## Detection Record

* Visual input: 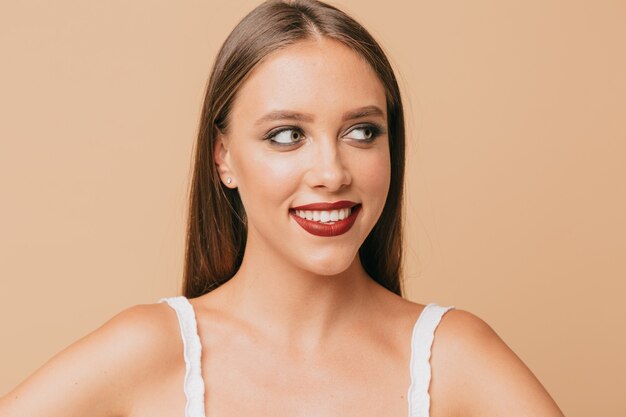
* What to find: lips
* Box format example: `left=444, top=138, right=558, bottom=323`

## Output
left=291, top=200, right=358, bottom=211
left=289, top=203, right=362, bottom=237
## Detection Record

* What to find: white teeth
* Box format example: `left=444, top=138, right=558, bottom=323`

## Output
left=294, top=207, right=353, bottom=223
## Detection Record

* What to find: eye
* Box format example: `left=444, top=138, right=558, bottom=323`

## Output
left=344, top=124, right=383, bottom=142
left=264, top=127, right=305, bottom=146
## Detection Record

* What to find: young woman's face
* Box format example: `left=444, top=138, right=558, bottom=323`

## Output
left=215, top=37, right=391, bottom=276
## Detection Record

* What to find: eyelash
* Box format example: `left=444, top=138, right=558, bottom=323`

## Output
left=263, top=123, right=385, bottom=147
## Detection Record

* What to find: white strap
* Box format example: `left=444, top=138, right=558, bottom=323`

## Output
left=407, top=303, right=455, bottom=417
left=159, top=296, right=206, bottom=417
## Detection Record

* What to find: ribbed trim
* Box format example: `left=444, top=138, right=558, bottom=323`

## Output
left=407, top=303, right=456, bottom=417
left=158, top=296, right=453, bottom=417
left=159, top=296, right=206, bottom=417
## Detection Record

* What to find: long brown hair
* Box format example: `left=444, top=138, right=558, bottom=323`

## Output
left=183, top=0, right=406, bottom=298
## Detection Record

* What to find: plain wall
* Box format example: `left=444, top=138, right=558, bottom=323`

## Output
left=1, top=1, right=624, bottom=415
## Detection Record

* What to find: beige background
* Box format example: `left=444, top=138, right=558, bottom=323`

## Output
left=1, top=0, right=624, bottom=415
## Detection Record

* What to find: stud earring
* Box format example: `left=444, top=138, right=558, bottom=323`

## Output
left=226, top=177, right=232, bottom=185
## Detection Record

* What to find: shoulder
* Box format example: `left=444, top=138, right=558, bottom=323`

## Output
left=428, top=307, right=565, bottom=417
left=97, top=301, right=183, bottom=368
left=0, top=301, right=182, bottom=417
left=89, top=301, right=185, bottom=390
left=71, top=301, right=182, bottom=373
left=108, top=300, right=180, bottom=344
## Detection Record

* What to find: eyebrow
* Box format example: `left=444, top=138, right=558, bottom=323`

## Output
left=254, top=105, right=385, bottom=126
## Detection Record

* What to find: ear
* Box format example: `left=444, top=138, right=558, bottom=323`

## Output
left=213, top=129, right=236, bottom=188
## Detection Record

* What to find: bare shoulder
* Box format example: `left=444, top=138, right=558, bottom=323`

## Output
left=428, top=307, right=566, bottom=417
left=0, top=301, right=181, bottom=417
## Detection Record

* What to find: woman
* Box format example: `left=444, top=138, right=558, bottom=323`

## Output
left=0, top=1, right=565, bottom=416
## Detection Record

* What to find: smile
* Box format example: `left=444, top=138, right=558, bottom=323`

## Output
left=293, top=207, right=353, bottom=223
left=289, top=203, right=362, bottom=237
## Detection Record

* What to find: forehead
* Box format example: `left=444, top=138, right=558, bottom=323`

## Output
left=230, top=37, right=387, bottom=123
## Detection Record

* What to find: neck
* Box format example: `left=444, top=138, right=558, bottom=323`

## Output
left=214, top=233, right=377, bottom=353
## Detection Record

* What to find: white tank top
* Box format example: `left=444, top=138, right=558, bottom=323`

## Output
left=159, top=296, right=455, bottom=417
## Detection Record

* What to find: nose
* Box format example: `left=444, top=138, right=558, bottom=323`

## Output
left=304, top=136, right=352, bottom=192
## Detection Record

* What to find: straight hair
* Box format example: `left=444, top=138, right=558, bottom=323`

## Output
left=183, top=0, right=406, bottom=298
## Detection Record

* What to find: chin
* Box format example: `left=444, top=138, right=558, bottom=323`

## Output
left=299, top=253, right=356, bottom=277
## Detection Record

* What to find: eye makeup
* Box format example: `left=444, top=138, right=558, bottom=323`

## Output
left=344, top=123, right=386, bottom=142
left=262, top=122, right=386, bottom=147
left=263, top=126, right=306, bottom=146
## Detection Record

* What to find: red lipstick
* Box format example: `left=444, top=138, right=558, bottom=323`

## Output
left=289, top=203, right=361, bottom=237
left=291, top=200, right=358, bottom=211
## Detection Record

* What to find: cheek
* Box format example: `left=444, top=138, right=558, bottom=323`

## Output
left=232, top=150, right=301, bottom=210
left=351, top=149, right=391, bottom=201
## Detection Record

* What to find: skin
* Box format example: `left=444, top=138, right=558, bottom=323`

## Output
left=211, top=36, right=392, bottom=353
left=0, top=37, right=566, bottom=417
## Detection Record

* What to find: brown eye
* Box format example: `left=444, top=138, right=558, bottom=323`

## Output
left=345, top=124, right=381, bottom=142
left=266, top=127, right=305, bottom=146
